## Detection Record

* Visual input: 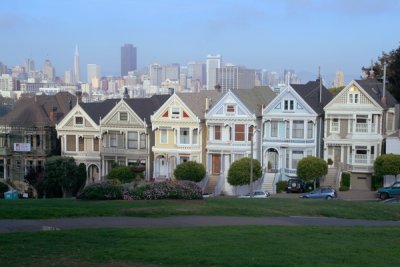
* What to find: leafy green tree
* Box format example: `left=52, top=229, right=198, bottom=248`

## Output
left=174, top=161, right=206, bottom=182
left=228, top=157, right=262, bottom=186
left=107, top=165, right=135, bottom=183
left=43, top=156, right=86, bottom=198
left=362, top=45, right=400, bottom=101
left=297, top=157, right=328, bottom=187
left=374, top=154, right=400, bottom=178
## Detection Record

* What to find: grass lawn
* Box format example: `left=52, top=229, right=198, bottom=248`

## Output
left=0, top=197, right=399, bottom=220
left=1, top=225, right=399, bottom=266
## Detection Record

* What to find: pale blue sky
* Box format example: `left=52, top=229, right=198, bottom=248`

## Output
left=1, top=0, right=399, bottom=82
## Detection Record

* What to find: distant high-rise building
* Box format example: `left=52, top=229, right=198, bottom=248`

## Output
left=73, top=45, right=80, bottom=83
left=284, top=69, right=300, bottom=85
left=64, top=70, right=73, bottom=84
left=0, top=62, right=7, bottom=75
left=206, top=54, right=221, bottom=90
left=216, top=64, right=256, bottom=92
left=87, top=64, right=101, bottom=88
left=149, top=63, right=162, bottom=86
left=24, top=58, right=35, bottom=73
left=334, top=71, right=345, bottom=88
left=188, top=61, right=206, bottom=86
left=121, top=44, right=137, bottom=76
left=162, top=63, right=180, bottom=81
left=43, top=59, right=55, bottom=81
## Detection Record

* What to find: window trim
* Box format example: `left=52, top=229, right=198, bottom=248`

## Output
left=119, top=112, right=128, bottom=121
left=75, top=116, right=84, bottom=126
left=283, top=100, right=295, bottom=111
left=160, top=129, right=168, bottom=144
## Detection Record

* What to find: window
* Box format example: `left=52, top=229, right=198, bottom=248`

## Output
left=235, top=124, right=245, bottom=141
left=214, top=126, right=221, bottom=140
left=78, top=137, right=84, bottom=151
left=349, top=93, right=359, bottom=104
left=292, top=151, right=304, bottom=169
left=192, top=129, right=198, bottom=144
left=371, top=146, right=375, bottom=155
left=36, top=135, right=40, bottom=147
left=75, top=116, right=83, bottom=125
left=66, top=135, right=76, bottom=151
left=248, top=126, right=254, bottom=141
left=271, top=121, right=278, bottom=137
left=286, top=121, right=290, bottom=138
left=128, top=132, right=138, bottom=149
left=160, top=129, right=168, bottom=144
left=356, top=115, right=367, bottom=123
left=110, top=134, right=117, bottom=147
left=292, top=120, right=304, bottom=139
left=140, top=134, right=146, bottom=149
left=331, top=118, right=339, bottom=132
left=284, top=100, right=294, bottom=111
left=171, top=107, right=180, bottom=119
left=93, top=137, right=99, bottom=151
left=180, top=128, right=190, bottom=144
left=119, top=112, right=128, bottom=121
left=226, top=104, right=235, bottom=114
left=307, top=121, right=313, bottom=139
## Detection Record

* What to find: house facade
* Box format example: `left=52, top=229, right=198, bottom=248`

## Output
left=323, top=79, right=398, bottom=190
left=262, top=80, right=332, bottom=190
left=151, top=91, right=221, bottom=180
left=205, top=87, right=276, bottom=195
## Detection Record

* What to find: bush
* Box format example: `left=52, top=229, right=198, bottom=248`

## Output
left=77, top=182, right=123, bottom=200
left=174, top=161, right=206, bottom=182
left=124, top=180, right=203, bottom=200
left=107, top=166, right=135, bottom=183
left=0, top=182, right=9, bottom=198
left=327, top=158, right=333, bottom=165
left=339, top=186, right=349, bottom=191
left=341, top=172, right=350, bottom=188
left=276, top=181, right=287, bottom=193
left=228, top=158, right=262, bottom=186
left=371, top=175, right=383, bottom=191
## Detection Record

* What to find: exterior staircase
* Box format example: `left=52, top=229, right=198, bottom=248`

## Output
left=321, top=167, right=338, bottom=189
left=262, top=172, right=277, bottom=194
left=204, top=175, right=219, bottom=195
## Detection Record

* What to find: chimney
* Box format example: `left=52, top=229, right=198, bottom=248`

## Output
left=49, top=106, right=58, bottom=122
left=214, top=84, right=222, bottom=92
left=205, top=97, right=210, bottom=111
left=168, top=88, right=174, bottom=95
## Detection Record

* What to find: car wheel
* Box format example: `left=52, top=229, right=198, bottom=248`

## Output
left=326, top=196, right=333, bottom=200
left=380, top=192, right=389, bottom=200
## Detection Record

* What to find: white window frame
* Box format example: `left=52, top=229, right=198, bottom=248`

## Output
left=74, top=116, right=84, bottom=126
left=171, top=107, right=180, bottom=119
left=179, top=127, right=190, bottom=145
left=271, top=121, right=278, bottom=138
left=349, top=93, right=359, bottom=104
left=110, top=134, right=117, bottom=147
left=283, top=100, right=294, bottom=111
left=226, top=104, right=235, bottom=115
left=140, top=133, right=146, bottom=149
left=331, top=118, right=339, bottom=133
left=307, top=121, right=313, bottom=139
left=160, top=129, right=168, bottom=144
left=292, top=120, right=304, bottom=139
left=127, top=131, right=138, bottom=149
left=192, top=129, right=198, bottom=145
left=119, top=112, right=128, bottom=121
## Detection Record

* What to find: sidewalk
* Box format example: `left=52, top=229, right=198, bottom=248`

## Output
left=271, top=189, right=378, bottom=201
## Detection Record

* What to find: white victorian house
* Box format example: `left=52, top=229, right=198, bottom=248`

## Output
left=205, top=87, right=276, bottom=195
left=262, top=80, right=333, bottom=191
left=323, top=79, right=398, bottom=190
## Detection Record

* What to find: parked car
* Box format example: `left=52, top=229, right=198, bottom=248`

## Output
left=239, top=190, right=270, bottom=198
left=286, top=178, right=305, bottom=193
left=377, top=182, right=400, bottom=200
left=300, top=187, right=337, bottom=199
left=381, top=198, right=400, bottom=204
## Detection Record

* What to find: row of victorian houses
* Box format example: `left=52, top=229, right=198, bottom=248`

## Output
left=0, top=78, right=398, bottom=194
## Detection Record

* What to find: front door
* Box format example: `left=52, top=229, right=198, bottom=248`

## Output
left=159, top=157, right=167, bottom=177
left=334, top=147, right=341, bottom=167
left=212, top=154, right=221, bottom=175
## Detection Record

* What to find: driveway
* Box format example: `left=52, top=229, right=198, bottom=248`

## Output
left=1, top=216, right=399, bottom=233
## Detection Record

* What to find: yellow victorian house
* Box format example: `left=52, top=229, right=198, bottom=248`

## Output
left=151, top=91, right=221, bottom=180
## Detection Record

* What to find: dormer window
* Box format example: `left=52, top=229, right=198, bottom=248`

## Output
left=171, top=107, right=180, bottom=119
left=119, top=112, right=128, bottom=121
left=283, top=100, right=294, bottom=111
left=226, top=104, right=235, bottom=114
left=75, top=116, right=83, bottom=125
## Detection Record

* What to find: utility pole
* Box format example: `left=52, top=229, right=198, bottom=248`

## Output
left=250, top=128, right=254, bottom=198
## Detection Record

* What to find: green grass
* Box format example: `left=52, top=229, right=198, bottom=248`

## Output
left=1, top=197, right=400, bottom=220
left=1, top=226, right=399, bottom=266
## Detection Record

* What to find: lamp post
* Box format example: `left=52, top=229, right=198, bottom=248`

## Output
left=249, top=127, right=260, bottom=198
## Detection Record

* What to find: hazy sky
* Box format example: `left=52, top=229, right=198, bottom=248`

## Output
left=1, top=0, right=399, bottom=82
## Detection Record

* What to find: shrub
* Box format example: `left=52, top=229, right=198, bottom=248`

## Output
left=341, top=172, right=351, bottom=188
left=228, top=158, right=262, bottom=186
left=327, top=158, right=333, bottom=165
left=371, top=175, right=383, bottom=191
left=77, top=182, right=123, bottom=200
left=339, top=186, right=349, bottom=191
left=174, top=161, right=206, bottom=182
left=297, top=156, right=328, bottom=183
left=124, top=180, right=203, bottom=200
left=107, top=166, right=135, bottom=183
left=276, top=180, right=287, bottom=193
left=0, top=182, right=9, bottom=198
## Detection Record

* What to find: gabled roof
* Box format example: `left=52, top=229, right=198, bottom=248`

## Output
left=176, top=90, right=222, bottom=119
left=79, top=99, right=117, bottom=124
left=124, top=94, right=171, bottom=122
left=291, top=79, right=333, bottom=115
left=355, top=79, right=398, bottom=108
left=0, top=92, right=76, bottom=127
left=231, top=86, right=276, bottom=116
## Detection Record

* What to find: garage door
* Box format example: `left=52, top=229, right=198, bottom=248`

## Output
left=350, top=173, right=371, bottom=190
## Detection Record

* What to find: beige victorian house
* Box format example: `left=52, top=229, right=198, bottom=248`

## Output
left=151, top=91, right=220, bottom=180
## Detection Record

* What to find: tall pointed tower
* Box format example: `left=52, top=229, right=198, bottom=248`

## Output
left=74, top=45, right=80, bottom=84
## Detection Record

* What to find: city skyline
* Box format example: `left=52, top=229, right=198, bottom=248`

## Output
left=1, top=0, right=399, bottom=81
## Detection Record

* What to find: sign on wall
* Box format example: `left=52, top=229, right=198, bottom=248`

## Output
left=14, top=143, right=31, bottom=152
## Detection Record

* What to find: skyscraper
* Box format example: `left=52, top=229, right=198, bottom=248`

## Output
left=121, top=44, right=137, bottom=76
left=87, top=64, right=101, bottom=89
left=43, top=59, right=55, bottom=81
left=206, top=54, right=221, bottom=90
left=216, top=64, right=256, bottom=92
left=334, top=71, right=345, bottom=87
left=73, top=45, right=80, bottom=84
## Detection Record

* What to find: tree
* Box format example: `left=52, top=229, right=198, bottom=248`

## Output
left=174, top=161, right=206, bottom=182
left=297, top=156, right=328, bottom=187
left=362, top=45, right=400, bottom=102
left=107, top=165, right=136, bottom=183
left=228, top=157, right=262, bottom=186
left=43, top=156, right=87, bottom=198
left=374, top=154, right=400, bottom=178
left=24, top=166, right=45, bottom=197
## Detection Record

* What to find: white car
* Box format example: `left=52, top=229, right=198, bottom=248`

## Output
left=238, top=190, right=270, bottom=198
